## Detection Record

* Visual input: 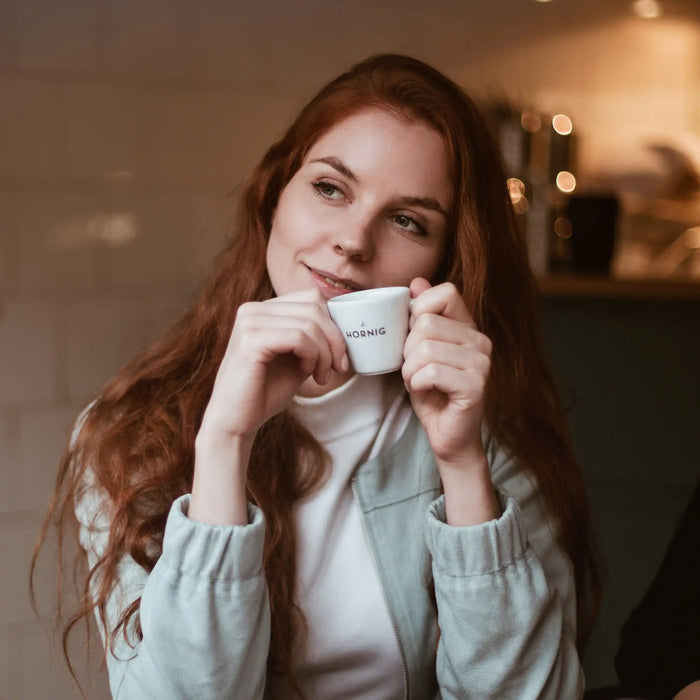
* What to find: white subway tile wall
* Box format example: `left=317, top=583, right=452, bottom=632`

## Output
left=0, top=0, right=698, bottom=696
left=0, top=80, right=62, bottom=179
left=0, top=636, right=10, bottom=700
left=0, top=412, right=18, bottom=514
left=14, top=193, right=104, bottom=295
left=17, top=407, right=77, bottom=512
left=0, top=194, right=20, bottom=296
left=13, top=0, right=100, bottom=73
left=106, top=0, right=191, bottom=79
left=0, top=302, right=59, bottom=404
left=17, top=630, right=86, bottom=700
left=0, top=528, right=43, bottom=628
left=58, top=84, right=145, bottom=180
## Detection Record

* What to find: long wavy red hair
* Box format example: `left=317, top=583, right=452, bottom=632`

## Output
left=32, top=54, right=602, bottom=695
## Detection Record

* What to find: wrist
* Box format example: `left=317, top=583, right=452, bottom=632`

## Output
left=437, top=450, right=501, bottom=527
left=190, top=426, right=254, bottom=526
left=435, top=441, right=488, bottom=474
left=196, top=419, right=256, bottom=459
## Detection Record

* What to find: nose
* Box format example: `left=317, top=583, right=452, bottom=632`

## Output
left=332, top=215, right=375, bottom=262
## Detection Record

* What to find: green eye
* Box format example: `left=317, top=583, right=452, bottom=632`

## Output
left=393, top=214, right=427, bottom=237
left=313, top=181, right=342, bottom=199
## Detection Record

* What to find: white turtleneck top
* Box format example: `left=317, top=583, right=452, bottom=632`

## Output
left=283, top=373, right=413, bottom=699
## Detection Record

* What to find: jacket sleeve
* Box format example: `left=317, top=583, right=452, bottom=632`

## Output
left=424, top=444, right=584, bottom=700
left=75, top=484, right=270, bottom=700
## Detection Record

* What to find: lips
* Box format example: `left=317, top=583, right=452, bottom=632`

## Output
left=305, top=265, right=365, bottom=298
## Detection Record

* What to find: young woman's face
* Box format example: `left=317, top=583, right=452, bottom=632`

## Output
left=266, top=108, right=453, bottom=299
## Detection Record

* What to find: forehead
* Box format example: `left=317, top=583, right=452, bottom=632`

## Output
left=304, top=108, right=453, bottom=203
left=307, top=107, right=444, bottom=158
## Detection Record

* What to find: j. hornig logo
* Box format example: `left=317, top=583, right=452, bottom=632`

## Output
left=345, top=321, right=387, bottom=338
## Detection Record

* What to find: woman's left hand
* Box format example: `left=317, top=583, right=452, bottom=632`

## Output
left=402, top=278, right=492, bottom=474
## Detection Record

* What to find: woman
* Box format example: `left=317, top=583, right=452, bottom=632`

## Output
left=33, top=54, right=602, bottom=699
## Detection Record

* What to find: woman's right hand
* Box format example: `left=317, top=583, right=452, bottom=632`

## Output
left=191, top=288, right=347, bottom=525
left=199, top=287, right=348, bottom=443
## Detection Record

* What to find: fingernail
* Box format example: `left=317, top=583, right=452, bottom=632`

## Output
left=341, top=354, right=349, bottom=372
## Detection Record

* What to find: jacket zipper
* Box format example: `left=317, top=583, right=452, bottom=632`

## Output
left=351, top=478, right=409, bottom=700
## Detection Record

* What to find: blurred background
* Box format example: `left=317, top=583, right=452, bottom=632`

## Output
left=1, top=0, right=698, bottom=697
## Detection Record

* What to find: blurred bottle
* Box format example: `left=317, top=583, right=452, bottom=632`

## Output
left=489, top=102, right=580, bottom=277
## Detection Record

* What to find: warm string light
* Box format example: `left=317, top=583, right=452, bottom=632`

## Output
left=503, top=110, right=577, bottom=212
left=552, top=114, right=573, bottom=135
left=685, top=227, right=700, bottom=249
left=535, top=0, right=663, bottom=18
left=556, top=171, right=577, bottom=193
left=554, top=217, right=573, bottom=239
left=521, top=112, right=542, bottom=133
left=632, top=0, right=663, bottom=19
left=507, top=178, right=530, bottom=214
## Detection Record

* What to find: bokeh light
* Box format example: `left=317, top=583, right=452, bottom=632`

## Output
left=552, top=114, right=573, bottom=135
left=556, top=171, right=577, bottom=193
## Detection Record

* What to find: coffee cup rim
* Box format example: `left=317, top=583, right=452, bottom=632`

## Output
left=326, top=286, right=409, bottom=305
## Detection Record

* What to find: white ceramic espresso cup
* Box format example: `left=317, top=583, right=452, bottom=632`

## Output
left=327, top=286, right=410, bottom=375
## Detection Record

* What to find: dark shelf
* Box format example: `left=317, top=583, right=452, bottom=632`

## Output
left=536, top=275, right=700, bottom=301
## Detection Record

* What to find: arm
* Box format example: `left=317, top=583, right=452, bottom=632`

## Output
left=404, top=280, right=582, bottom=697
left=189, top=289, right=348, bottom=526
left=75, top=479, right=270, bottom=700
left=425, top=445, right=583, bottom=699
left=74, top=288, right=347, bottom=698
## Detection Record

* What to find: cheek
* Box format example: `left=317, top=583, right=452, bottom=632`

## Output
left=265, top=229, right=278, bottom=272
left=375, top=248, right=436, bottom=288
left=265, top=203, right=297, bottom=281
left=270, top=190, right=321, bottom=250
left=400, top=246, right=445, bottom=282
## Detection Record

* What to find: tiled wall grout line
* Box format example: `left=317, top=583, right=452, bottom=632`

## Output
left=0, top=175, right=237, bottom=196
left=54, top=306, right=72, bottom=405
left=0, top=509, right=45, bottom=529
left=0, top=0, right=18, bottom=70
left=7, top=628, right=23, bottom=700
left=0, top=63, right=288, bottom=97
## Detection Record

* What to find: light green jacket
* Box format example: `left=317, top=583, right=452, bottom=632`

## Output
left=77, top=413, right=584, bottom=699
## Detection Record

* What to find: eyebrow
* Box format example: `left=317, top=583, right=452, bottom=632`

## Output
left=309, top=156, right=359, bottom=182
left=309, top=156, right=448, bottom=218
left=397, top=195, right=448, bottom=218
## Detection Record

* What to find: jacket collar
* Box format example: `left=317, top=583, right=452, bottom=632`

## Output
left=353, top=411, right=441, bottom=511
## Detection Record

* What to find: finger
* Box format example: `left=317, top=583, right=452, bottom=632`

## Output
left=242, top=299, right=348, bottom=374
left=244, top=325, right=328, bottom=381
left=402, top=341, right=490, bottom=387
left=404, top=314, right=492, bottom=358
left=407, top=362, right=487, bottom=404
left=270, top=298, right=348, bottom=372
left=410, top=282, right=474, bottom=326
left=235, top=313, right=334, bottom=383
